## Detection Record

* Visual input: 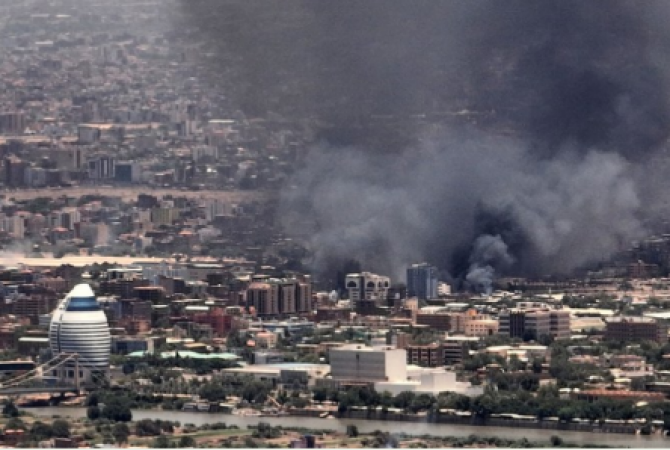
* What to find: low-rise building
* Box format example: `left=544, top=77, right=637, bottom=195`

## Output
left=406, top=343, right=443, bottom=367
left=605, top=316, right=668, bottom=343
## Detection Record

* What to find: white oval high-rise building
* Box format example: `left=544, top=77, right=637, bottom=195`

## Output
left=49, top=284, right=110, bottom=382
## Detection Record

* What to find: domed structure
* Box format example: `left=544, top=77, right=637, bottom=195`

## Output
left=49, top=284, right=110, bottom=382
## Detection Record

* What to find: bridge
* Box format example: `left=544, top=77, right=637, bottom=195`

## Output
left=0, top=386, right=79, bottom=396
left=0, top=353, right=99, bottom=397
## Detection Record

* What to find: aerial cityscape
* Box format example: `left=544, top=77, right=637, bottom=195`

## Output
left=0, top=0, right=670, bottom=448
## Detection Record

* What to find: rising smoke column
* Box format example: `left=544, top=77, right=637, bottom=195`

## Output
left=466, top=235, right=515, bottom=296
left=178, top=1, right=670, bottom=289
left=284, top=129, right=646, bottom=284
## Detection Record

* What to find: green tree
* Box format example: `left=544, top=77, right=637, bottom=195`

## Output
left=51, top=419, right=70, bottom=438
left=29, top=421, right=53, bottom=441
left=508, top=354, right=524, bottom=372
left=472, top=394, right=498, bottom=419
left=86, top=392, right=99, bottom=406
left=558, top=406, right=576, bottom=423
left=136, top=419, right=162, bottom=436
left=409, top=394, right=434, bottom=413
left=179, top=435, right=196, bottom=447
left=5, top=417, right=26, bottom=431
left=2, top=400, right=18, bottom=418
left=550, top=435, right=564, bottom=446
left=152, top=435, right=171, bottom=448
left=198, top=383, right=227, bottom=402
left=380, top=391, right=394, bottom=408
left=311, top=387, right=328, bottom=402
left=393, top=391, right=416, bottom=410
left=113, top=423, right=130, bottom=445
left=87, top=405, right=101, bottom=420
left=102, top=397, right=133, bottom=422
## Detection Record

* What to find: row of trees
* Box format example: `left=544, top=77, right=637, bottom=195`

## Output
left=151, top=435, right=195, bottom=448
left=122, top=354, right=241, bottom=375
left=116, top=371, right=275, bottom=405
left=86, top=394, right=133, bottom=422
left=197, top=376, right=273, bottom=404
left=311, top=384, right=670, bottom=427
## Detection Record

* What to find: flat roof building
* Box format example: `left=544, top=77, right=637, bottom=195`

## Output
left=330, top=344, right=406, bottom=383
left=604, top=317, right=668, bottom=343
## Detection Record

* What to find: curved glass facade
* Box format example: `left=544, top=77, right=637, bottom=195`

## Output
left=49, top=284, right=111, bottom=374
left=65, top=296, right=100, bottom=312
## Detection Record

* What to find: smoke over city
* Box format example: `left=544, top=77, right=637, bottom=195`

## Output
left=179, top=1, right=670, bottom=289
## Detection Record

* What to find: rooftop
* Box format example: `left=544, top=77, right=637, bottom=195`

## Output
left=127, top=351, right=240, bottom=360
left=606, top=316, right=658, bottom=323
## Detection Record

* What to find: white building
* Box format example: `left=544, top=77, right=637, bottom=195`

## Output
left=376, top=367, right=483, bottom=397
left=437, top=282, right=451, bottom=296
left=345, top=272, right=390, bottom=306
left=330, top=344, right=406, bottom=382
left=329, top=344, right=481, bottom=397
left=140, top=262, right=189, bottom=285
left=222, top=363, right=329, bottom=388
left=48, top=284, right=111, bottom=383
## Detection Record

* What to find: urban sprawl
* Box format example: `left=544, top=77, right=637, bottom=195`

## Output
left=0, top=1, right=668, bottom=449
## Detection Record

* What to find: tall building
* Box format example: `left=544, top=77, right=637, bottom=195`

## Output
left=295, top=282, right=313, bottom=313
left=345, top=272, right=390, bottom=308
left=604, top=317, right=668, bottom=343
left=4, top=157, right=28, bottom=188
left=151, top=207, right=181, bottom=226
left=87, top=156, right=115, bottom=180
left=246, top=279, right=312, bottom=317
left=0, top=112, right=26, bottom=134
left=48, top=284, right=111, bottom=383
left=114, top=161, right=142, bottom=183
left=549, top=310, right=571, bottom=340
left=406, top=263, right=438, bottom=300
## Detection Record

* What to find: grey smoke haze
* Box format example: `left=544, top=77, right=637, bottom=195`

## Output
left=466, top=235, right=515, bottom=295
left=179, top=1, right=670, bottom=289
left=285, top=131, right=646, bottom=283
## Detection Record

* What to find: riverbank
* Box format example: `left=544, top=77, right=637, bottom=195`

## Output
left=288, top=407, right=656, bottom=435
left=0, top=411, right=621, bottom=449
left=28, top=406, right=670, bottom=448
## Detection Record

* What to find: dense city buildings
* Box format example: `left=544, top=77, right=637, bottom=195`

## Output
left=1, top=1, right=670, bottom=446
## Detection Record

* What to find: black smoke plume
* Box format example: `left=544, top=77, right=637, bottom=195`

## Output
left=178, top=1, right=670, bottom=290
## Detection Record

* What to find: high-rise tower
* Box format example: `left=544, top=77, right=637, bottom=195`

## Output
left=406, top=263, right=438, bottom=300
left=49, top=284, right=110, bottom=383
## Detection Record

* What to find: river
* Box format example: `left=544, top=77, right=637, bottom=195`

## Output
left=28, top=407, right=668, bottom=448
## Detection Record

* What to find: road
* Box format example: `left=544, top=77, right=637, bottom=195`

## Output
left=0, top=187, right=269, bottom=202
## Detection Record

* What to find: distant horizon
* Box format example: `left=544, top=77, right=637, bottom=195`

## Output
left=0, top=254, right=246, bottom=268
